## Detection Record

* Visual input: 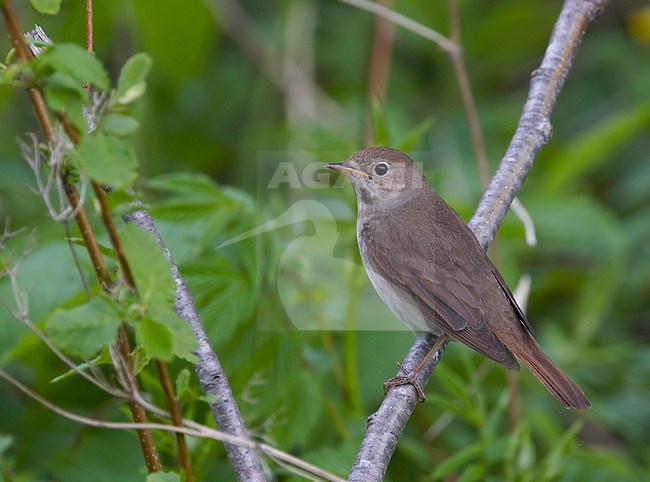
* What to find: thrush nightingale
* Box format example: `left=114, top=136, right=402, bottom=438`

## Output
left=326, top=147, right=590, bottom=410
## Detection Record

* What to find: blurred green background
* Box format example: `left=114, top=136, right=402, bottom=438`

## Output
left=1, top=0, right=649, bottom=480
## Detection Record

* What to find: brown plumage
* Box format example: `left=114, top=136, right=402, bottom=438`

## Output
left=327, top=147, right=590, bottom=410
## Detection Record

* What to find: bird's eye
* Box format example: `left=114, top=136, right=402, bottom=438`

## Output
left=374, top=162, right=389, bottom=176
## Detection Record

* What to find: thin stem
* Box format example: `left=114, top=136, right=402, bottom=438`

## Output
left=343, top=262, right=363, bottom=415
left=446, top=0, right=490, bottom=188
left=338, top=0, right=458, bottom=55
left=1, top=3, right=162, bottom=471
left=124, top=208, right=267, bottom=481
left=118, top=326, right=163, bottom=472
left=0, top=369, right=346, bottom=482
left=86, top=0, right=93, bottom=54
left=364, top=0, right=394, bottom=145
left=155, top=360, right=193, bottom=482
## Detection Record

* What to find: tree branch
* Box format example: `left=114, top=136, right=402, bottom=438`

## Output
left=469, top=0, right=609, bottom=249
left=123, top=208, right=268, bottom=482
left=348, top=1, right=608, bottom=479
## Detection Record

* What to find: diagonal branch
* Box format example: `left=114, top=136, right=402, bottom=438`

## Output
left=123, top=208, right=268, bottom=482
left=348, top=1, right=608, bottom=480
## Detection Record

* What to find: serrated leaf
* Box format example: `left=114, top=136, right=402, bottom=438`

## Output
left=44, top=85, right=87, bottom=132
left=101, top=113, right=140, bottom=136
left=45, top=295, right=123, bottom=359
left=183, top=255, right=255, bottom=345
left=120, top=224, right=175, bottom=308
left=76, top=134, right=138, bottom=188
left=136, top=316, right=174, bottom=361
left=147, top=172, right=224, bottom=198
left=116, top=53, right=153, bottom=104
left=29, top=0, right=61, bottom=14
left=148, top=173, right=232, bottom=222
left=158, top=310, right=198, bottom=362
left=175, top=368, right=192, bottom=399
left=38, top=43, right=109, bottom=90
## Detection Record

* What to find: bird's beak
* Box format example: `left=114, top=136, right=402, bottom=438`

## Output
left=325, top=162, right=370, bottom=179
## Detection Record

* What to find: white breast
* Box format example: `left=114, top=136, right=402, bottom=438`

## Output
left=358, top=235, right=436, bottom=334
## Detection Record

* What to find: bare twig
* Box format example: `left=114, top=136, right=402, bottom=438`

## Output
left=1, top=264, right=124, bottom=397
left=85, top=0, right=93, bottom=54
left=0, top=369, right=345, bottom=482
left=156, top=360, right=194, bottom=482
left=469, top=0, right=608, bottom=248
left=338, top=0, right=458, bottom=55
left=123, top=208, right=268, bottom=482
left=348, top=1, right=608, bottom=479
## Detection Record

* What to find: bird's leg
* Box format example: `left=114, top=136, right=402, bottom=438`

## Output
left=383, top=334, right=449, bottom=402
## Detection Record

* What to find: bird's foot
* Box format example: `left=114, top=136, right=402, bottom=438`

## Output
left=383, top=363, right=426, bottom=402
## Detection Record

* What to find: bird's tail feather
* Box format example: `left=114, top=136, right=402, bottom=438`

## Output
left=512, top=342, right=590, bottom=410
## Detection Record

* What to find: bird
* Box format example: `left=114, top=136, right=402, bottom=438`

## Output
left=326, top=146, right=590, bottom=410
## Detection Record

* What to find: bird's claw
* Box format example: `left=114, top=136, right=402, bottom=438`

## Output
left=383, top=362, right=426, bottom=402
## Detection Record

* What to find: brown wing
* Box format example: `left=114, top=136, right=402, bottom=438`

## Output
left=488, top=260, right=536, bottom=338
left=361, top=219, right=517, bottom=368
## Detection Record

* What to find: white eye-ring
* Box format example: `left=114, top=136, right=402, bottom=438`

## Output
left=374, top=162, right=389, bottom=176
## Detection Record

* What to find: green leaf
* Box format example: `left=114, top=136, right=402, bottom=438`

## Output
left=29, top=0, right=61, bottom=14
left=136, top=316, right=174, bottom=361
left=183, top=255, right=255, bottom=345
left=397, top=117, right=435, bottom=152
left=67, top=237, right=115, bottom=258
left=542, top=101, right=650, bottom=195
left=101, top=113, right=140, bottom=136
left=175, top=368, right=193, bottom=399
left=121, top=224, right=197, bottom=361
left=38, top=43, right=109, bottom=91
left=370, top=99, right=390, bottom=145
left=116, top=53, right=153, bottom=104
left=120, top=224, right=175, bottom=308
left=537, top=420, right=584, bottom=480
left=76, top=134, right=138, bottom=188
left=43, top=81, right=88, bottom=132
left=146, top=472, right=181, bottom=482
left=45, top=295, right=123, bottom=359
left=157, top=309, right=198, bottom=362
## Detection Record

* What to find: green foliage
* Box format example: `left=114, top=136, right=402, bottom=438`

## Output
left=0, top=1, right=649, bottom=481
left=76, top=134, right=138, bottom=188
left=36, top=43, right=109, bottom=91
left=146, top=472, right=181, bottom=482
left=28, top=0, right=61, bottom=15
left=116, top=53, right=153, bottom=105
left=45, top=294, right=123, bottom=359
left=121, top=223, right=198, bottom=362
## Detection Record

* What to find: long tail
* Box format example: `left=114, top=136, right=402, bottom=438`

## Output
left=511, top=341, right=590, bottom=410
